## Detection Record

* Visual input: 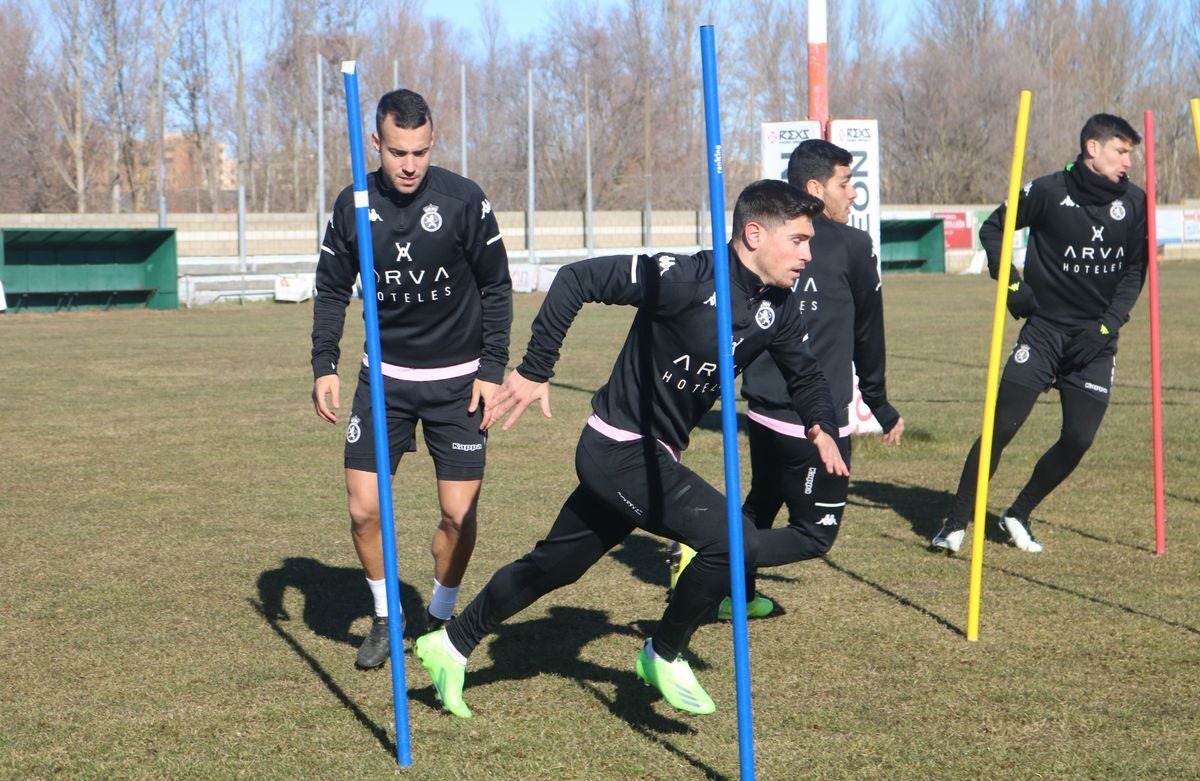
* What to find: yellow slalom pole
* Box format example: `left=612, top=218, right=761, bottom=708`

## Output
left=966, top=90, right=1032, bottom=642
left=1191, top=98, right=1200, bottom=163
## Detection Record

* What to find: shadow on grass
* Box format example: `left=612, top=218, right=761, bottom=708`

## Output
left=1034, top=516, right=1156, bottom=554
left=448, top=605, right=732, bottom=781
left=255, top=556, right=427, bottom=645
left=821, top=556, right=967, bottom=638
left=849, top=479, right=1010, bottom=546
left=250, top=558, right=434, bottom=760
left=248, top=598, right=396, bottom=758
left=995, top=567, right=1200, bottom=637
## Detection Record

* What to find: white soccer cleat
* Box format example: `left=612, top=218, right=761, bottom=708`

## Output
left=930, top=524, right=965, bottom=554
left=1001, top=516, right=1043, bottom=553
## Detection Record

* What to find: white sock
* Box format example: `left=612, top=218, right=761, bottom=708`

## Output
left=428, top=579, right=459, bottom=621
left=442, top=629, right=468, bottom=665
left=367, top=576, right=388, bottom=618
left=644, top=638, right=662, bottom=661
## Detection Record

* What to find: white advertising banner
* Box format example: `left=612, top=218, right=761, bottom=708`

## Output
left=828, top=119, right=882, bottom=256
left=760, top=121, right=824, bottom=181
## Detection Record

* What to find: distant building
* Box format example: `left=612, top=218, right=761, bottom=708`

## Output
left=163, top=132, right=238, bottom=193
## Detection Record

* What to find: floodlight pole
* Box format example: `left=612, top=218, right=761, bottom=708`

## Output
left=317, top=52, right=326, bottom=250
left=340, top=60, right=413, bottom=769
left=700, top=24, right=756, bottom=781
left=1144, top=110, right=1165, bottom=555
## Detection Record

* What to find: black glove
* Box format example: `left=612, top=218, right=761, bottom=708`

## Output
left=1061, top=322, right=1115, bottom=371
left=1006, top=279, right=1039, bottom=320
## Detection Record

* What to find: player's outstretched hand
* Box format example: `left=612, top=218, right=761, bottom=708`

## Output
left=482, top=369, right=552, bottom=431
left=808, top=425, right=850, bottom=476
left=882, top=416, right=905, bottom=446
left=313, top=374, right=340, bottom=424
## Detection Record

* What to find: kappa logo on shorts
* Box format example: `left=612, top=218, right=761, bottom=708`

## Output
left=754, top=300, right=775, bottom=329
left=1014, top=343, right=1031, bottom=364
left=816, top=514, right=838, bottom=526
left=1084, top=381, right=1109, bottom=395
left=451, top=442, right=483, bottom=452
left=346, top=414, right=362, bottom=444
left=420, top=203, right=443, bottom=232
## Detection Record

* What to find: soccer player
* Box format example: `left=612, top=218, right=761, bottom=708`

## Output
left=413, top=180, right=847, bottom=719
left=931, top=113, right=1147, bottom=555
left=706, top=139, right=904, bottom=619
left=310, top=89, right=512, bottom=669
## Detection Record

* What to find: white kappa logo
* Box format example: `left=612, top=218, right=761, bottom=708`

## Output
left=368, top=208, right=382, bottom=222
left=754, top=301, right=775, bottom=329
left=816, top=514, right=838, bottom=526
left=481, top=198, right=492, bottom=220
left=1109, top=200, right=1126, bottom=221
left=657, top=256, right=676, bottom=276
left=346, top=415, right=362, bottom=444
left=1014, top=344, right=1031, bottom=364
left=420, top=203, right=442, bottom=232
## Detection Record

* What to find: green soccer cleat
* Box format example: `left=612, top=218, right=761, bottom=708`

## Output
left=667, top=542, right=697, bottom=600
left=635, top=643, right=716, bottom=715
left=717, top=594, right=778, bottom=621
left=414, top=629, right=473, bottom=719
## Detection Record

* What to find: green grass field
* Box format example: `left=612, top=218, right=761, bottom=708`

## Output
left=2, top=265, right=1197, bottom=780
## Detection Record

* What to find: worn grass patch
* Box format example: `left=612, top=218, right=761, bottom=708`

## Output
left=1, top=266, right=1197, bottom=780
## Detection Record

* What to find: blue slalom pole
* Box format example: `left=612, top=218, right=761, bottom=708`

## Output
left=340, top=60, right=413, bottom=769
left=700, top=25, right=755, bottom=781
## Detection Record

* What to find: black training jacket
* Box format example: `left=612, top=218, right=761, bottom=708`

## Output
left=311, top=166, right=512, bottom=382
left=980, top=168, right=1147, bottom=333
left=741, top=215, right=898, bottom=432
left=515, top=247, right=837, bottom=453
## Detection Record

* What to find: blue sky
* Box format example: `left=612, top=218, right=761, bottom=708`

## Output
left=428, top=0, right=919, bottom=53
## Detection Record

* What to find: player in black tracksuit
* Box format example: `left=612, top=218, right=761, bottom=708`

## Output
left=735, top=140, right=903, bottom=614
left=413, top=180, right=847, bottom=719
left=931, top=114, right=1147, bottom=554
left=310, top=89, right=511, bottom=669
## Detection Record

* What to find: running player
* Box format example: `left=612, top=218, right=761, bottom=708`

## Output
left=413, top=180, right=847, bottom=718
left=931, top=113, right=1147, bottom=554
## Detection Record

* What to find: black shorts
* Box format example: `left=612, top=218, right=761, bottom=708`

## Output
left=1001, top=317, right=1117, bottom=404
left=344, top=366, right=486, bottom=480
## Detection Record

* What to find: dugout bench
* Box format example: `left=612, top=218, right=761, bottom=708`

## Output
left=879, top=218, right=945, bottom=273
left=0, top=228, right=178, bottom=312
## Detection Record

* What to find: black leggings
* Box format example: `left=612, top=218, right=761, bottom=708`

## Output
left=948, top=380, right=1109, bottom=526
left=742, top=422, right=851, bottom=592
left=447, top=426, right=757, bottom=662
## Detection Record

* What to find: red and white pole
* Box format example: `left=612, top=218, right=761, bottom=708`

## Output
left=807, top=0, right=829, bottom=131
left=1144, top=110, right=1165, bottom=555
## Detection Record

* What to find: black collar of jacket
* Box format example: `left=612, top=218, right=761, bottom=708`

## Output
left=372, top=167, right=433, bottom=205
left=1065, top=154, right=1128, bottom=206
left=728, top=242, right=786, bottom=308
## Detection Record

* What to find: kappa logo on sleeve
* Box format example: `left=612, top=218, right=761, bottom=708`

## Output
left=657, top=255, right=677, bottom=276
left=481, top=198, right=492, bottom=220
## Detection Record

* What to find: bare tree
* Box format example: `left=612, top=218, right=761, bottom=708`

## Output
left=43, top=0, right=101, bottom=212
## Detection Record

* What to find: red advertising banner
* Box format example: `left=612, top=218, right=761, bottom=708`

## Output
left=932, top=210, right=973, bottom=250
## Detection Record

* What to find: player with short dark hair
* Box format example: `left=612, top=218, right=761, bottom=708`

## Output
left=931, top=113, right=1147, bottom=554
left=668, top=138, right=903, bottom=616
left=310, top=88, right=512, bottom=669
left=413, top=179, right=847, bottom=719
